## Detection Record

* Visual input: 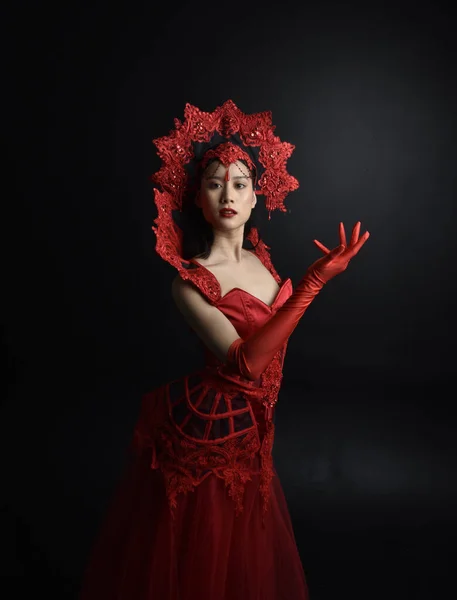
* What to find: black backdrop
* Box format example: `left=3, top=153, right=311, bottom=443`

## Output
left=3, top=1, right=457, bottom=598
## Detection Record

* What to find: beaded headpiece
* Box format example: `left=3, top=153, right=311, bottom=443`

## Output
left=149, top=100, right=299, bottom=270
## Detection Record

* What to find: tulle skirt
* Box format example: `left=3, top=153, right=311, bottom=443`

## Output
left=79, top=452, right=309, bottom=600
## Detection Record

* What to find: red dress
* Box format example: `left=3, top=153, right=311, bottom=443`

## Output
left=79, top=245, right=309, bottom=600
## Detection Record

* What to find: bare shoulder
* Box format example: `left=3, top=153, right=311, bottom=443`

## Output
left=171, top=272, right=217, bottom=317
left=171, top=272, right=196, bottom=302
left=171, top=273, right=212, bottom=327
left=171, top=271, right=186, bottom=289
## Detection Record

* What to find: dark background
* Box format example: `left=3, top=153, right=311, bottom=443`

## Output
left=3, top=0, right=456, bottom=598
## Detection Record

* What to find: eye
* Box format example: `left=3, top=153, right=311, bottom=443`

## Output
left=235, top=183, right=246, bottom=189
left=208, top=182, right=221, bottom=189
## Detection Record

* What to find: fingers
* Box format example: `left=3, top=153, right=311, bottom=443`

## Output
left=349, top=221, right=361, bottom=247
left=339, top=222, right=347, bottom=247
left=345, top=230, right=370, bottom=259
left=315, top=221, right=369, bottom=258
left=330, top=244, right=346, bottom=257
left=313, top=239, right=331, bottom=254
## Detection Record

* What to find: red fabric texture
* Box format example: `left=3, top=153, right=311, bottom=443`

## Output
left=226, top=267, right=325, bottom=381
left=79, top=247, right=309, bottom=600
left=200, top=141, right=255, bottom=172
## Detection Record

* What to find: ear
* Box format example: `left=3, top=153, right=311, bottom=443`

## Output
left=251, top=191, right=257, bottom=208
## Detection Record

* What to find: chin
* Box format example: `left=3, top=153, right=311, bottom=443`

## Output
left=217, top=218, right=245, bottom=228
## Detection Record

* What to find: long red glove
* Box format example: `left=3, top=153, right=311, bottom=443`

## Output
left=226, top=222, right=370, bottom=380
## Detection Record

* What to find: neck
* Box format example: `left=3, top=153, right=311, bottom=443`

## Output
left=209, top=228, right=246, bottom=263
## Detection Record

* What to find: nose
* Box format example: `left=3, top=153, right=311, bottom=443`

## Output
left=221, top=186, right=234, bottom=204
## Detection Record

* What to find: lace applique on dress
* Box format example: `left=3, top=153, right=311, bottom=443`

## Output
left=152, top=190, right=221, bottom=304
left=133, top=374, right=272, bottom=519
left=245, top=228, right=282, bottom=286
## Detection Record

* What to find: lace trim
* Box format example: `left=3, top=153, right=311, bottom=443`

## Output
left=200, top=142, right=255, bottom=172
left=133, top=421, right=263, bottom=518
left=132, top=376, right=277, bottom=522
left=246, top=227, right=282, bottom=285
left=259, top=352, right=285, bottom=421
left=259, top=420, right=276, bottom=521
left=171, top=226, right=283, bottom=305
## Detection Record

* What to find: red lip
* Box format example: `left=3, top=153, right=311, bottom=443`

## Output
left=219, top=209, right=237, bottom=215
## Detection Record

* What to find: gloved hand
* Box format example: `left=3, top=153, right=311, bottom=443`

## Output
left=226, top=222, right=370, bottom=380
left=308, top=221, right=370, bottom=283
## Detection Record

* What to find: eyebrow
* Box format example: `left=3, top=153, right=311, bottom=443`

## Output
left=205, top=175, right=249, bottom=181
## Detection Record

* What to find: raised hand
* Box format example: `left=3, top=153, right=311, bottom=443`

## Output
left=227, top=222, right=370, bottom=381
left=307, top=221, right=370, bottom=284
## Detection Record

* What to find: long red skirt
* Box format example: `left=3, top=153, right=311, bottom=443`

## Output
left=79, top=452, right=309, bottom=599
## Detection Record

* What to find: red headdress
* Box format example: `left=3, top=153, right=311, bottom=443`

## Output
left=150, top=100, right=299, bottom=277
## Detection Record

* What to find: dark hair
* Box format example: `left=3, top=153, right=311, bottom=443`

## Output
left=179, top=158, right=260, bottom=260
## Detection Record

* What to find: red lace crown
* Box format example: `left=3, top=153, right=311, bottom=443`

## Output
left=149, top=100, right=299, bottom=268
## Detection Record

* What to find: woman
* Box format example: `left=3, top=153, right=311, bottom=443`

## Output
left=79, top=100, right=369, bottom=599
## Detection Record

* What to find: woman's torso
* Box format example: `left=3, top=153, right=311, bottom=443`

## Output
left=191, top=249, right=281, bottom=307
left=133, top=246, right=293, bottom=518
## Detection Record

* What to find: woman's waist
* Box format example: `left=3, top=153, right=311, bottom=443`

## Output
left=200, top=363, right=284, bottom=395
left=199, top=365, right=265, bottom=398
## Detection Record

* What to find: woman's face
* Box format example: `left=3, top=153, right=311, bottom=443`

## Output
left=196, top=160, right=256, bottom=229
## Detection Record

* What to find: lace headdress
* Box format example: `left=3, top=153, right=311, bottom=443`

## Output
left=149, top=100, right=299, bottom=271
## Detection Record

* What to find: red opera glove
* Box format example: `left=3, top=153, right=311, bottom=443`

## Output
left=226, top=222, right=370, bottom=380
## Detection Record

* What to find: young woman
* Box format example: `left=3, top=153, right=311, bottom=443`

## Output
left=79, top=100, right=369, bottom=600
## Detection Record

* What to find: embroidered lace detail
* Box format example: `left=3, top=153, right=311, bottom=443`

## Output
left=259, top=420, right=276, bottom=523
left=245, top=227, right=282, bottom=285
left=132, top=373, right=280, bottom=520
left=178, top=262, right=221, bottom=305
left=153, top=220, right=285, bottom=310
left=151, top=191, right=221, bottom=304
left=134, top=415, right=261, bottom=518
left=201, top=142, right=255, bottom=172
left=159, top=424, right=260, bottom=517
left=259, top=352, right=284, bottom=421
